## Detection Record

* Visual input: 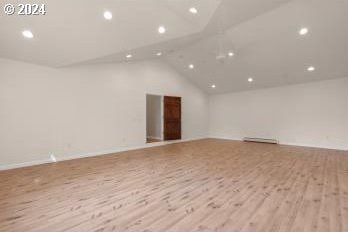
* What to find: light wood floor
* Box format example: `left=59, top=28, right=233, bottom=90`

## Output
left=146, top=138, right=162, bottom=143
left=0, top=139, right=348, bottom=232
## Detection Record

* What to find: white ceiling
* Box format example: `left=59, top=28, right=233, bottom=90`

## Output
left=1, top=0, right=348, bottom=94
left=167, top=0, right=348, bottom=93
left=0, top=0, right=222, bottom=66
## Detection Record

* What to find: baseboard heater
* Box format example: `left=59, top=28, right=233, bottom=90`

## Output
left=243, top=137, right=279, bottom=144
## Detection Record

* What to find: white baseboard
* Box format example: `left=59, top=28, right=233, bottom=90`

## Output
left=0, top=137, right=207, bottom=171
left=209, top=136, right=243, bottom=142
left=209, top=136, right=348, bottom=151
left=146, top=136, right=162, bottom=140
left=0, top=158, right=52, bottom=171
left=280, top=142, right=347, bottom=151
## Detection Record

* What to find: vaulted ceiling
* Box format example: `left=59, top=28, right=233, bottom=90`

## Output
left=0, top=0, right=222, bottom=66
left=1, top=0, right=347, bottom=94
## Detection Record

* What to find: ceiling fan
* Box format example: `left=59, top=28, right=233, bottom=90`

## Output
left=209, top=31, right=235, bottom=64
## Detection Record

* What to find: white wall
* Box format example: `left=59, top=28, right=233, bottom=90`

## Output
left=0, top=58, right=209, bottom=167
left=209, top=78, right=348, bottom=150
left=146, top=95, right=162, bottom=140
left=1, top=57, right=347, bottom=169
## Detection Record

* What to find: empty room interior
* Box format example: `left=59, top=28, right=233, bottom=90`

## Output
left=1, top=0, right=348, bottom=231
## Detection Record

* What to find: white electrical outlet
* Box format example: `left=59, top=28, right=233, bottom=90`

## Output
left=50, top=154, right=57, bottom=162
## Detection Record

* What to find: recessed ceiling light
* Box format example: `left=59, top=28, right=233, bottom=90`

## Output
left=158, top=26, right=166, bottom=34
left=299, top=27, right=308, bottom=35
left=156, top=52, right=162, bottom=56
left=211, top=84, right=216, bottom=89
left=189, top=64, right=194, bottom=69
left=22, top=30, right=34, bottom=39
left=248, top=77, right=254, bottom=82
left=307, top=66, right=315, bottom=72
left=228, top=52, right=234, bottom=57
left=103, top=11, right=113, bottom=20
left=126, top=54, right=132, bottom=59
left=189, top=7, right=198, bottom=14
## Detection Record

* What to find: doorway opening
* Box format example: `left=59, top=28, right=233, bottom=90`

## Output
left=146, top=94, right=181, bottom=143
left=146, top=94, right=163, bottom=143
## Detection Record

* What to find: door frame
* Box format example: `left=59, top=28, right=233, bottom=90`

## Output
left=145, top=94, right=164, bottom=142
left=145, top=94, right=182, bottom=143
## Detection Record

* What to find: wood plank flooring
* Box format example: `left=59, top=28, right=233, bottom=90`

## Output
left=146, top=138, right=162, bottom=143
left=0, top=139, right=347, bottom=232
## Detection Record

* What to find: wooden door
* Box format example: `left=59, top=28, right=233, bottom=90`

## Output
left=164, top=96, right=181, bottom=140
